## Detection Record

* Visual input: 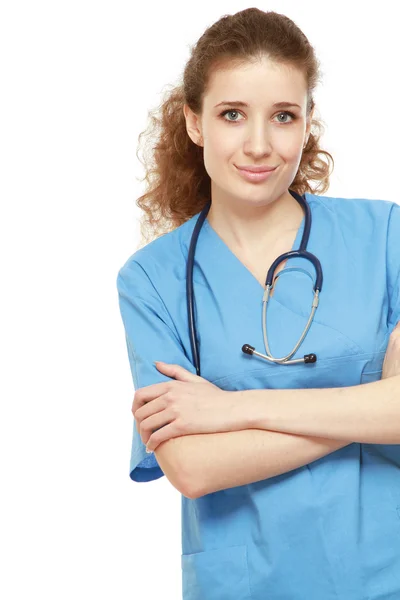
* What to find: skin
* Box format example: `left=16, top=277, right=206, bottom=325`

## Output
left=183, top=56, right=315, bottom=254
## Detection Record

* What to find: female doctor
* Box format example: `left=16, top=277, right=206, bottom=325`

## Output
left=116, top=8, right=400, bottom=600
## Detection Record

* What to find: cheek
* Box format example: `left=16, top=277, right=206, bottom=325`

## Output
left=205, top=131, right=235, bottom=157
left=274, top=135, right=303, bottom=159
left=202, top=137, right=235, bottom=174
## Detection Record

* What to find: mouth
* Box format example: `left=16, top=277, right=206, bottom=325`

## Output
left=235, top=165, right=277, bottom=173
left=235, top=165, right=277, bottom=182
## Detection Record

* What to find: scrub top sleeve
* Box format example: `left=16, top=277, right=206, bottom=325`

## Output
left=387, top=202, right=400, bottom=330
left=116, top=259, right=196, bottom=483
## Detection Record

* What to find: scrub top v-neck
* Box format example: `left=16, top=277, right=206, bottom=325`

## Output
left=202, top=201, right=307, bottom=307
left=116, top=192, right=400, bottom=600
left=202, top=206, right=306, bottom=299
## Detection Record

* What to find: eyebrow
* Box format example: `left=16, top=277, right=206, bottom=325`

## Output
left=214, top=101, right=301, bottom=109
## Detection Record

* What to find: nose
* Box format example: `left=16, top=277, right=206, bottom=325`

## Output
left=244, top=122, right=273, bottom=156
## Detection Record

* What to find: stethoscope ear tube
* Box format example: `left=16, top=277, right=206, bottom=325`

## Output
left=186, top=200, right=212, bottom=376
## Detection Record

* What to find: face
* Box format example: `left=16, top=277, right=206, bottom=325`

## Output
left=184, top=57, right=313, bottom=210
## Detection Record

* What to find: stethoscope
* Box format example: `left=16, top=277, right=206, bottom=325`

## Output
left=186, top=189, right=323, bottom=376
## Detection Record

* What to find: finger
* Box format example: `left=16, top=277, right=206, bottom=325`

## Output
left=132, top=381, right=171, bottom=414
left=135, top=395, right=166, bottom=426
left=155, top=361, right=204, bottom=383
left=139, top=405, right=173, bottom=446
left=145, top=422, right=181, bottom=453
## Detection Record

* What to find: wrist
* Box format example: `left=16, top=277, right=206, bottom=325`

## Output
left=234, top=389, right=269, bottom=430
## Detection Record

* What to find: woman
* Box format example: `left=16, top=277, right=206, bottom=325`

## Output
left=116, top=8, right=400, bottom=599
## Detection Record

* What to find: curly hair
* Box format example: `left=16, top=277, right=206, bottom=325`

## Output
left=134, top=8, right=334, bottom=248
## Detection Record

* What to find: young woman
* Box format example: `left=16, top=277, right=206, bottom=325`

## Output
left=117, top=8, right=400, bottom=599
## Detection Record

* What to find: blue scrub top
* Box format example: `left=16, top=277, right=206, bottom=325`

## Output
left=117, top=192, right=400, bottom=600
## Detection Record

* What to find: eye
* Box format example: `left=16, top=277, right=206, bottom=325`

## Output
left=219, top=109, right=297, bottom=124
left=219, top=109, right=244, bottom=122
left=275, top=111, right=296, bottom=123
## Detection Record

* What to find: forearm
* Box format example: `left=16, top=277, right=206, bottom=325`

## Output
left=184, top=428, right=349, bottom=499
left=241, top=375, right=400, bottom=444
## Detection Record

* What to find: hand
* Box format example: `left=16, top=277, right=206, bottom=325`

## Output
left=382, top=322, right=400, bottom=379
left=132, top=362, right=244, bottom=452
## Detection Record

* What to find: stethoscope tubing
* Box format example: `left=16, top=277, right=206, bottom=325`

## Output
left=186, top=190, right=323, bottom=376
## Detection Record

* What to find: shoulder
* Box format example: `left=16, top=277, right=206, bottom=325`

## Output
left=312, top=191, right=395, bottom=217
left=116, top=213, right=200, bottom=293
left=308, top=191, right=397, bottom=235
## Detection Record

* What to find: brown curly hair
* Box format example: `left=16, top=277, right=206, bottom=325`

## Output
left=134, top=8, right=334, bottom=248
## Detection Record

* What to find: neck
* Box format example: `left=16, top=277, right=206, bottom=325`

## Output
left=206, top=189, right=304, bottom=254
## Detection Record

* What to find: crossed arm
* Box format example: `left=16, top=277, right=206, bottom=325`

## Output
left=177, top=375, right=400, bottom=499
left=178, top=428, right=349, bottom=499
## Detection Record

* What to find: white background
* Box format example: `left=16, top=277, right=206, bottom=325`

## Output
left=1, top=1, right=398, bottom=598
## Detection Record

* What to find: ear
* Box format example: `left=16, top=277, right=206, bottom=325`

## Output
left=183, top=104, right=203, bottom=147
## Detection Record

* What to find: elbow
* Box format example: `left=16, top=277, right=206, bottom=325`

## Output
left=182, top=467, right=207, bottom=499
left=153, top=442, right=199, bottom=499
left=154, top=435, right=207, bottom=500
left=171, top=461, right=197, bottom=498
left=177, top=456, right=204, bottom=500
left=181, top=482, right=201, bottom=500
left=182, top=483, right=198, bottom=500
left=179, top=463, right=201, bottom=500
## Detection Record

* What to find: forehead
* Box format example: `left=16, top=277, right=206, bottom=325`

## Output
left=204, top=59, right=306, bottom=107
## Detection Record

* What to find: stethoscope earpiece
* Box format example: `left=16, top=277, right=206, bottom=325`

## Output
left=242, top=344, right=255, bottom=355
left=242, top=344, right=317, bottom=364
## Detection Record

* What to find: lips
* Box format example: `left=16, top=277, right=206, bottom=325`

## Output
left=236, top=165, right=277, bottom=182
left=235, top=165, right=277, bottom=173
